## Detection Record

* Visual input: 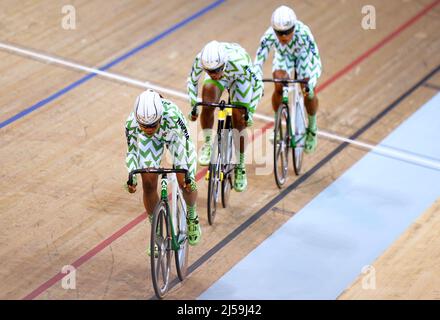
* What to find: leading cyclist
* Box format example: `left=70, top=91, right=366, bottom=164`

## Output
left=125, top=89, right=202, bottom=246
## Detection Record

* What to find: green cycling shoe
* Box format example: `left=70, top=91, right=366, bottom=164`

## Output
left=234, top=165, right=247, bottom=192
left=198, top=142, right=211, bottom=166
left=304, top=127, right=318, bottom=154
left=187, top=217, right=202, bottom=246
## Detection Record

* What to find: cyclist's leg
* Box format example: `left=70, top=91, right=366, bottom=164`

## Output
left=138, top=136, right=165, bottom=256
left=141, top=173, right=159, bottom=219
left=138, top=135, right=165, bottom=218
left=143, top=172, right=160, bottom=257
left=230, top=79, right=256, bottom=192
left=176, top=173, right=197, bottom=209
left=297, top=55, right=322, bottom=153
left=272, top=70, right=289, bottom=113
left=172, top=139, right=198, bottom=218
left=272, top=51, right=294, bottom=113
left=171, top=137, right=201, bottom=245
left=231, top=108, right=248, bottom=192
left=198, top=77, right=225, bottom=166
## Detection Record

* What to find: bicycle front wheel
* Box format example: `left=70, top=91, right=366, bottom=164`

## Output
left=207, top=154, right=221, bottom=225
left=292, top=99, right=306, bottom=175
left=150, top=200, right=171, bottom=299
left=221, top=120, right=234, bottom=208
left=273, top=104, right=290, bottom=188
left=174, top=194, right=189, bottom=281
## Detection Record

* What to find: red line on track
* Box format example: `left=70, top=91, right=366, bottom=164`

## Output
left=23, top=0, right=440, bottom=300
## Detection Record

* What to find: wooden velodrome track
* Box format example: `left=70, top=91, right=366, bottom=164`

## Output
left=0, top=0, right=439, bottom=300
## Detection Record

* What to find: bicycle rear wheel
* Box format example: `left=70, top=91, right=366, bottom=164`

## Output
left=174, top=194, right=189, bottom=281
left=221, top=119, right=234, bottom=208
left=273, top=104, right=290, bottom=188
left=150, top=201, right=171, bottom=299
left=207, top=153, right=221, bottom=225
left=292, top=98, right=306, bottom=175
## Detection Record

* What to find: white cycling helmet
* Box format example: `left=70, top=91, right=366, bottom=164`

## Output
left=134, top=89, right=163, bottom=126
left=271, top=5, right=297, bottom=32
left=200, top=40, right=227, bottom=72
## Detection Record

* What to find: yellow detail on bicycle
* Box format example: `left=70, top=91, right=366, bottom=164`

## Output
left=217, top=107, right=232, bottom=121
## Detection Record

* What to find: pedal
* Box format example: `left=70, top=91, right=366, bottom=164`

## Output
left=205, top=170, right=210, bottom=181
left=220, top=172, right=224, bottom=181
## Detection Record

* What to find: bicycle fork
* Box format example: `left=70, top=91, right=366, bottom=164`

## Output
left=283, top=85, right=306, bottom=149
left=157, top=175, right=178, bottom=252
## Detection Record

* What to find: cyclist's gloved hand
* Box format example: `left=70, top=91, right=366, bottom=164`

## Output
left=125, top=175, right=137, bottom=193
left=188, top=109, right=198, bottom=122
left=188, top=101, right=199, bottom=122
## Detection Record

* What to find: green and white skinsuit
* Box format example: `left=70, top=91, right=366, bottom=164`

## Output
left=255, top=21, right=322, bottom=152
left=187, top=42, right=263, bottom=192
left=125, top=99, right=201, bottom=245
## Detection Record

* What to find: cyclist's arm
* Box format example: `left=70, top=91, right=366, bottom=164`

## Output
left=167, top=107, right=196, bottom=189
left=298, top=23, right=320, bottom=59
left=125, top=112, right=139, bottom=174
left=254, top=28, right=275, bottom=77
left=187, top=54, right=204, bottom=107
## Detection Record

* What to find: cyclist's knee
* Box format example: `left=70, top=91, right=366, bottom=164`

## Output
left=177, top=173, right=197, bottom=193
left=202, top=83, right=222, bottom=103
left=273, top=70, right=288, bottom=94
left=273, top=69, right=289, bottom=79
left=274, top=83, right=284, bottom=95
left=232, top=109, right=247, bottom=129
left=201, top=105, right=216, bottom=117
left=141, top=174, right=158, bottom=193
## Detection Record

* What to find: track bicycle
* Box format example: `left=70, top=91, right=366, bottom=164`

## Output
left=128, top=168, right=190, bottom=299
left=191, top=100, right=248, bottom=225
left=262, top=78, right=309, bottom=188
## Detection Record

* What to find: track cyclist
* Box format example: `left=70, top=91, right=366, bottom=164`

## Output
left=187, top=40, right=263, bottom=192
left=125, top=89, right=202, bottom=247
left=255, top=5, right=322, bottom=153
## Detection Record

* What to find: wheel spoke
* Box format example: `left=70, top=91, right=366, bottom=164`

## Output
left=160, top=256, right=168, bottom=285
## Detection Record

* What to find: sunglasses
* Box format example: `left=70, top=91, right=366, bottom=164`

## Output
left=205, top=64, right=225, bottom=74
left=138, top=118, right=161, bottom=129
left=274, top=26, right=294, bottom=37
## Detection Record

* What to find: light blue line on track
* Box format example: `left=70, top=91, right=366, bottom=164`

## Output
left=0, top=0, right=225, bottom=129
left=199, top=93, right=440, bottom=300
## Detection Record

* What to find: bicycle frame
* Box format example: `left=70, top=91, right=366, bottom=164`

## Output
left=166, top=172, right=187, bottom=251
left=192, top=101, right=248, bottom=178
left=283, top=84, right=307, bottom=149
left=263, top=78, right=309, bottom=183
left=128, top=168, right=188, bottom=251
left=215, top=106, right=233, bottom=181
left=263, top=78, right=308, bottom=148
left=192, top=100, right=248, bottom=224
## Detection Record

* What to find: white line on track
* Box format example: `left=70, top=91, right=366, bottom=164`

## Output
left=254, top=112, right=440, bottom=170
left=0, top=42, right=188, bottom=99
left=2, top=42, right=439, bottom=171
